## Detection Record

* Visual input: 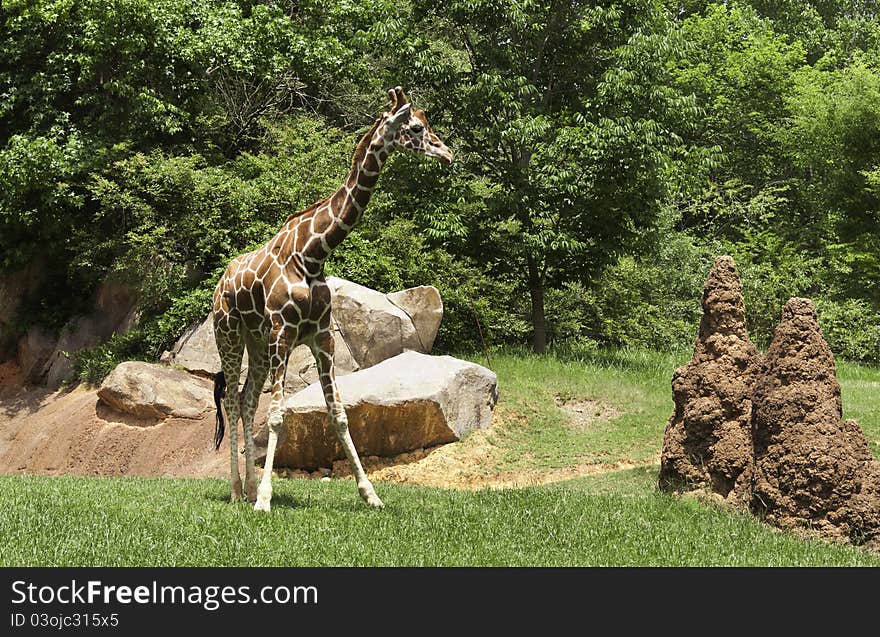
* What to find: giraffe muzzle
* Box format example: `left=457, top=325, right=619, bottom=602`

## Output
left=435, top=145, right=454, bottom=165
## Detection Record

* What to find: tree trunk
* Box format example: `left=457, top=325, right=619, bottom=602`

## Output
left=527, top=255, right=547, bottom=354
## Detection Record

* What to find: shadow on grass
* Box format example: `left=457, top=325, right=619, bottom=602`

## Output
left=201, top=488, right=377, bottom=514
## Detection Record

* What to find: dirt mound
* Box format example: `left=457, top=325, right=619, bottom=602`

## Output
left=659, top=256, right=760, bottom=503
left=751, top=298, right=880, bottom=547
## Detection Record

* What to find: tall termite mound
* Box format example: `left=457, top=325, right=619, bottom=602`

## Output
left=659, top=256, right=760, bottom=503
left=751, top=298, right=880, bottom=547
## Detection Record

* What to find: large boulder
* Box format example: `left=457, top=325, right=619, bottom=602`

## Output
left=659, top=256, right=760, bottom=504
left=386, top=285, right=443, bottom=352
left=283, top=315, right=359, bottom=392
left=97, top=361, right=214, bottom=420
left=274, top=351, right=498, bottom=469
left=329, top=278, right=421, bottom=367
left=751, top=298, right=880, bottom=547
left=163, top=314, right=356, bottom=393
left=163, top=317, right=221, bottom=377
left=164, top=277, right=443, bottom=391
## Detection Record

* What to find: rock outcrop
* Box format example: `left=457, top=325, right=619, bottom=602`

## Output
left=659, top=256, right=760, bottom=504
left=751, top=298, right=880, bottom=547
left=97, top=361, right=214, bottom=421
left=16, top=325, right=57, bottom=384
left=273, top=351, right=498, bottom=469
left=0, top=260, right=45, bottom=361
left=387, top=286, right=443, bottom=352
left=164, top=277, right=443, bottom=392
left=41, top=279, right=137, bottom=388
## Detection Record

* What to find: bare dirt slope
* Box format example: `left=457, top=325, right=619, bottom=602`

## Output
left=0, top=361, right=232, bottom=478
left=0, top=360, right=644, bottom=488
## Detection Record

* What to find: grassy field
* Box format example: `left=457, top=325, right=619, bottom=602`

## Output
left=468, top=347, right=880, bottom=470
left=1, top=347, right=878, bottom=566
left=475, top=348, right=688, bottom=472
left=2, top=469, right=878, bottom=566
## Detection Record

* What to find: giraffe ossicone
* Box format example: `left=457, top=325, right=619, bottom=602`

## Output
left=211, top=86, right=453, bottom=512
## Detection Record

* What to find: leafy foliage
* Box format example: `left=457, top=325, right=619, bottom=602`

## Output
left=2, top=0, right=880, bottom=374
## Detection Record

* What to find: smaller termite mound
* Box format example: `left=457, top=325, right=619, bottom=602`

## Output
left=751, top=298, right=880, bottom=548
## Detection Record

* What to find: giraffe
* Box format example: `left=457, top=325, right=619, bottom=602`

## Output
left=211, top=86, right=453, bottom=512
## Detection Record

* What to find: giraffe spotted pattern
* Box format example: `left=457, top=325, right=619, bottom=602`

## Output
left=212, top=87, right=453, bottom=511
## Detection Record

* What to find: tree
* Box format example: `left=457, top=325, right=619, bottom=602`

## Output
left=377, top=0, right=706, bottom=351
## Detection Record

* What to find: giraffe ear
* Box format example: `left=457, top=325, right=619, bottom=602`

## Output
left=386, top=103, right=411, bottom=131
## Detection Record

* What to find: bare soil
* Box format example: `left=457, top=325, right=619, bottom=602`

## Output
left=0, top=363, right=641, bottom=489
left=554, top=396, right=621, bottom=431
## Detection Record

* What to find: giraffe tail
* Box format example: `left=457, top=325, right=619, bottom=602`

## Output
left=213, top=371, right=227, bottom=450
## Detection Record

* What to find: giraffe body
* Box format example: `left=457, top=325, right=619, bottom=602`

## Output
left=212, top=87, right=452, bottom=511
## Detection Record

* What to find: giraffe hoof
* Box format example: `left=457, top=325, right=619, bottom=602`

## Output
left=364, top=493, right=384, bottom=509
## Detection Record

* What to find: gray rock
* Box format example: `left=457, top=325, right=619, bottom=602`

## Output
left=43, top=315, right=112, bottom=388
left=0, top=259, right=46, bottom=361
left=275, top=351, right=498, bottom=469
left=165, top=278, right=442, bottom=391
left=327, top=277, right=422, bottom=368
left=41, top=279, right=137, bottom=388
left=97, top=361, right=214, bottom=420
left=165, top=317, right=221, bottom=377
left=387, top=285, right=443, bottom=352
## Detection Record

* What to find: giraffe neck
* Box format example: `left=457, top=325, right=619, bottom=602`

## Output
left=299, top=122, right=392, bottom=267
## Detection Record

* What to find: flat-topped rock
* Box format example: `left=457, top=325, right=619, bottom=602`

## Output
left=274, top=351, right=498, bottom=469
left=97, top=361, right=214, bottom=421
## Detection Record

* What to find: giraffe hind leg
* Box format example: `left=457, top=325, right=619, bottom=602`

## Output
left=216, top=324, right=246, bottom=503
left=241, top=332, right=269, bottom=503
left=254, top=321, right=292, bottom=513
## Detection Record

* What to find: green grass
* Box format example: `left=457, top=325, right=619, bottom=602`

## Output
left=463, top=347, right=880, bottom=472
left=1, top=471, right=877, bottom=566
left=462, top=347, right=688, bottom=472
left=2, top=346, right=877, bottom=566
left=839, top=360, right=880, bottom=458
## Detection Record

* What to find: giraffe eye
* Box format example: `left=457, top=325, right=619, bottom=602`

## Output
left=410, top=123, right=424, bottom=134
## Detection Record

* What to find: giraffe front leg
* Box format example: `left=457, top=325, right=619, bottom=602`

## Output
left=254, top=323, right=289, bottom=513
left=311, top=332, right=383, bottom=508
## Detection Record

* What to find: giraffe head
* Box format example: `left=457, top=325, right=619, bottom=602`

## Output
left=381, top=86, right=454, bottom=165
